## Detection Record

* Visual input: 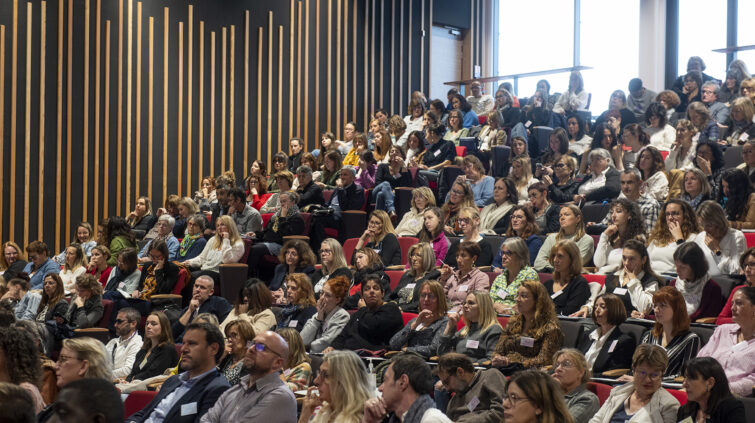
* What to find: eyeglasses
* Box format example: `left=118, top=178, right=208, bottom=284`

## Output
left=502, top=393, right=531, bottom=405
left=553, top=360, right=575, bottom=369
left=634, top=369, right=662, bottom=380
left=57, top=355, right=80, bottom=365
left=246, top=341, right=282, bottom=357
left=458, top=218, right=471, bottom=225
left=743, top=261, right=755, bottom=269
left=114, top=319, right=127, bottom=325
left=500, top=250, right=514, bottom=257
left=320, top=249, right=333, bottom=254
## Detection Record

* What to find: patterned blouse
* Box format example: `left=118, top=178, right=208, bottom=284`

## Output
left=489, top=266, right=538, bottom=309
left=494, top=317, right=563, bottom=368
left=282, top=361, right=312, bottom=392
left=218, top=356, right=247, bottom=386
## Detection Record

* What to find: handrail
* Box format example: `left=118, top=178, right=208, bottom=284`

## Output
left=712, top=44, right=755, bottom=53
left=443, top=65, right=593, bottom=86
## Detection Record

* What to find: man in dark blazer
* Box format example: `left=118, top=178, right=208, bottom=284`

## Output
left=295, top=165, right=325, bottom=209
left=172, top=276, right=232, bottom=342
left=128, top=322, right=230, bottom=423
left=309, top=167, right=365, bottom=247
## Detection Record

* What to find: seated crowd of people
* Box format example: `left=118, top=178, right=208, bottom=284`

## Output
left=2, top=55, right=755, bottom=423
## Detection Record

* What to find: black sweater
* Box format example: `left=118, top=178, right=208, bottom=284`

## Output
left=330, top=302, right=404, bottom=351
left=543, top=275, right=591, bottom=316
left=375, top=163, right=412, bottom=188
left=126, top=343, right=180, bottom=382
left=387, top=269, right=442, bottom=312
left=255, top=212, right=306, bottom=245
left=137, top=262, right=181, bottom=297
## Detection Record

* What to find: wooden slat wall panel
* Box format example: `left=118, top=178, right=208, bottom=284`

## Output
left=0, top=0, right=444, bottom=248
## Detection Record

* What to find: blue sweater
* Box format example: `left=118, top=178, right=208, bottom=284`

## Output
left=445, top=175, right=495, bottom=207
left=462, top=109, right=479, bottom=128
left=138, top=236, right=180, bottom=261
left=492, top=234, right=543, bottom=270
left=24, top=259, right=61, bottom=290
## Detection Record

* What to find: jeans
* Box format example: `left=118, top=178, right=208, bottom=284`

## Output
left=373, top=181, right=395, bottom=213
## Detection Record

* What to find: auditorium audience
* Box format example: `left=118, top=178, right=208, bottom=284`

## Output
left=577, top=294, right=635, bottom=376
left=492, top=280, right=563, bottom=371
left=438, top=291, right=503, bottom=361
left=53, top=222, right=97, bottom=265
left=419, top=123, right=456, bottom=181
left=417, top=207, right=450, bottom=266
left=104, top=217, right=138, bottom=267
left=184, top=215, right=245, bottom=283
left=451, top=155, right=494, bottom=207
left=445, top=208, right=493, bottom=269
left=173, top=276, right=232, bottom=341
left=647, top=199, right=701, bottom=275
left=387, top=243, right=440, bottom=311
left=342, top=132, right=367, bottom=168
left=246, top=191, right=305, bottom=279
left=355, top=210, right=401, bottom=267
left=594, top=199, right=646, bottom=274
left=294, top=163, right=325, bottom=208
left=389, top=280, right=449, bottom=358
left=277, top=273, right=317, bottom=332
left=677, top=357, right=747, bottom=422
left=670, top=242, right=725, bottom=320
left=698, top=287, right=755, bottom=397
left=511, top=155, right=537, bottom=201
left=345, top=248, right=390, bottom=310
left=260, top=171, right=296, bottom=214
left=0, top=241, right=26, bottom=281
left=23, top=241, right=60, bottom=290
left=680, top=168, right=713, bottom=210
left=493, top=205, right=543, bottom=270
left=194, top=175, right=218, bottom=210
left=542, top=240, right=590, bottom=316
left=535, top=204, right=593, bottom=272
left=644, top=102, right=677, bottom=152
left=724, top=97, right=755, bottom=145
left=575, top=149, right=621, bottom=204
left=310, top=239, right=353, bottom=296
left=539, top=127, right=569, bottom=168
left=53, top=336, right=112, bottom=390
left=551, top=349, right=601, bottom=423
left=554, top=70, right=589, bottom=114
left=528, top=182, right=560, bottom=234
left=325, top=275, right=403, bottom=353
left=450, top=92, right=479, bottom=128
left=275, top=328, right=312, bottom=392
left=301, top=276, right=351, bottom=353
left=217, top=319, right=254, bottom=386
left=299, top=350, right=373, bottom=423
left=490, top=238, right=538, bottom=314
left=590, top=344, right=679, bottom=423
left=578, top=124, right=616, bottom=175
left=694, top=201, right=746, bottom=276
left=309, top=167, right=365, bottom=246
left=567, top=114, right=592, bottom=156
left=636, top=286, right=700, bottom=379
left=443, top=109, right=468, bottom=144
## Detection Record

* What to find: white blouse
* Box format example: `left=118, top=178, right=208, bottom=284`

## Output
left=183, top=237, right=245, bottom=273
left=642, top=171, right=669, bottom=203
left=693, top=228, right=747, bottom=276
left=648, top=233, right=697, bottom=274
left=645, top=124, right=676, bottom=152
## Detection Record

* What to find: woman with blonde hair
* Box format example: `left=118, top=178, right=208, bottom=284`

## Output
left=299, top=350, right=373, bottom=423
left=444, top=207, right=494, bottom=268
left=665, top=119, right=698, bottom=172
left=59, top=244, right=88, bottom=294
left=394, top=187, right=435, bottom=237
left=387, top=242, right=440, bottom=311
left=56, top=337, right=113, bottom=387
left=311, top=238, right=353, bottom=297
left=53, top=222, right=97, bottom=265
left=723, top=96, right=755, bottom=145
left=172, top=196, right=199, bottom=237
left=355, top=210, right=401, bottom=266
left=0, top=241, right=27, bottom=280
left=510, top=155, right=537, bottom=202
left=438, top=291, right=503, bottom=361
left=492, top=280, right=563, bottom=371
left=65, top=274, right=104, bottom=330
left=504, top=369, right=577, bottom=423
left=183, top=215, right=245, bottom=281
left=276, top=327, right=312, bottom=392
left=85, top=245, right=112, bottom=285
left=389, top=280, right=449, bottom=358
left=194, top=175, right=218, bottom=209
left=441, top=180, right=477, bottom=236
left=479, top=109, right=507, bottom=151
left=551, top=349, right=600, bottom=423
left=126, top=196, right=157, bottom=234
left=534, top=204, right=593, bottom=272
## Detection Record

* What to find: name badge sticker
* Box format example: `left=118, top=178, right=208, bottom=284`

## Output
left=458, top=285, right=469, bottom=292
left=466, top=339, right=480, bottom=349
left=406, top=283, right=416, bottom=290
left=520, top=337, right=535, bottom=348
left=613, top=287, right=628, bottom=295
left=434, top=149, right=442, bottom=157
left=288, top=320, right=298, bottom=328
left=608, top=339, right=618, bottom=353
left=551, top=290, right=563, bottom=299
left=467, top=397, right=480, bottom=412
left=181, top=402, right=198, bottom=416
left=497, top=290, right=507, bottom=299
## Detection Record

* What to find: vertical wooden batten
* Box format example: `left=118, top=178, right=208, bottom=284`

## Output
left=197, top=21, right=203, bottom=186
left=65, top=0, right=73, bottom=244
left=0, top=24, right=5, bottom=242
left=390, top=0, right=394, bottom=114
left=362, top=0, right=367, bottom=126
left=116, top=0, right=123, bottom=216
left=220, top=27, right=226, bottom=172
left=187, top=5, right=193, bottom=193
left=134, top=1, right=141, bottom=198
left=162, top=7, right=168, bottom=202
left=177, top=22, right=183, bottom=195
left=326, top=0, right=330, bottom=134
left=209, top=30, right=215, bottom=176
left=147, top=16, right=153, bottom=200
left=256, top=26, right=261, bottom=168
left=9, top=0, right=18, bottom=244
left=266, top=12, right=272, bottom=168
left=125, top=0, right=132, bottom=214
left=38, top=2, right=46, bottom=239
left=342, top=0, right=347, bottom=132
left=103, top=20, right=110, bottom=224
left=314, top=0, right=319, bottom=145
left=229, top=25, right=234, bottom=171
left=23, top=1, right=32, bottom=247
left=93, top=0, right=101, bottom=227
left=83, top=0, right=90, bottom=222
left=303, top=0, right=308, bottom=146
left=379, top=0, right=384, bottom=109
left=277, top=25, right=282, bottom=154
left=288, top=0, right=294, bottom=140
left=296, top=1, right=301, bottom=139
left=335, top=0, right=340, bottom=134
left=243, top=11, right=248, bottom=175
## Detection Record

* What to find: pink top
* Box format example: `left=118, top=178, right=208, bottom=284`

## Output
left=432, top=232, right=450, bottom=267
left=697, top=323, right=755, bottom=397
left=443, top=267, right=490, bottom=310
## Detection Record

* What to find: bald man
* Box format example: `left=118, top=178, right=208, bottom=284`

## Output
left=201, top=331, right=297, bottom=423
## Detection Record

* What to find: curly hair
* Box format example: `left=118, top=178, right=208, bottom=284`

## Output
left=505, top=280, right=558, bottom=340
left=637, top=146, right=666, bottom=179
left=693, top=141, right=725, bottom=175
left=0, top=326, right=41, bottom=386
left=607, top=198, right=646, bottom=248
left=721, top=169, right=753, bottom=220
left=648, top=199, right=701, bottom=246
left=590, top=123, right=617, bottom=150
left=277, top=239, right=317, bottom=268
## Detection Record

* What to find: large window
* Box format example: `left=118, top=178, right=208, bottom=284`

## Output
left=677, top=0, right=727, bottom=80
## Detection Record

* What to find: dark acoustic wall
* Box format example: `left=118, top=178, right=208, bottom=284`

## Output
left=0, top=0, right=433, bottom=252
